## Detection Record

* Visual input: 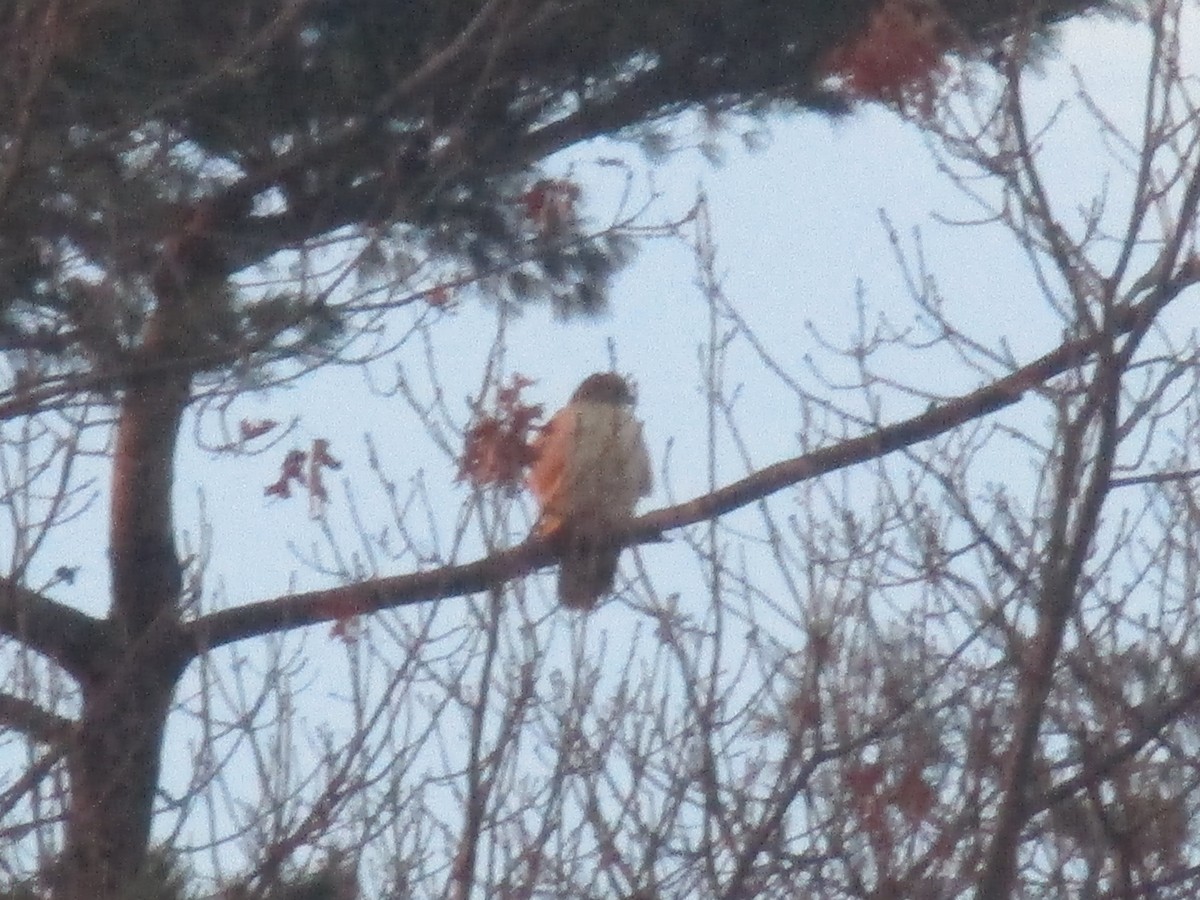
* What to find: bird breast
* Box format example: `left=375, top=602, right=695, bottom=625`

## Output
left=563, top=401, right=651, bottom=523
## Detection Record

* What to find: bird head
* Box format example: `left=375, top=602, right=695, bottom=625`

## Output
left=571, top=372, right=635, bottom=405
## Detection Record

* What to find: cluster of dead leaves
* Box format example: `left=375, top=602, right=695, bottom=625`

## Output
left=265, top=438, right=343, bottom=515
left=519, top=178, right=581, bottom=240
left=458, top=374, right=544, bottom=493
left=845, top=758, right=937, bottom=835
left=822, top=0, right=957, bottom=110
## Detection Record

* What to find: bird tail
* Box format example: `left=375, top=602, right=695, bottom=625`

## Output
left=557, top=531, right=620, bottom=610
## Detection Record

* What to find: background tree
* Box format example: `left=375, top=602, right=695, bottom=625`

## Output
left=0, top=0, right=1181, bottom=898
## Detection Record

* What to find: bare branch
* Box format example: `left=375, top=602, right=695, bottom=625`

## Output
left=0, top=690, right=74, bottom=745
left=0, top=577, right=104, bottom=679
left=188, top=280, right=1200, bottom=655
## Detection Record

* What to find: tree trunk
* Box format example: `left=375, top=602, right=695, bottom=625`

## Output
left=63, top=656, right=181, bottom=899
left=60, top=368, right=191, bottom=898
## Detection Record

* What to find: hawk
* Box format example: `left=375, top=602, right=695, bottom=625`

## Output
left=528, top=372, right=652, bottom=609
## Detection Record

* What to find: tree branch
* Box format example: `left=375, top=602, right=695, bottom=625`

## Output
left=0, top=577, right=105, bottom=679
left=187, top=294, right=1181, bottom=655
left=0, top=691, right=75, bottom=745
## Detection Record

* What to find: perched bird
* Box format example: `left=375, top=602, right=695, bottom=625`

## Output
left=528, top=372, right=652, bottom=609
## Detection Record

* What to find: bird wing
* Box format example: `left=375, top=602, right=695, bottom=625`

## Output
left=527, top=405, right=576, bottom=537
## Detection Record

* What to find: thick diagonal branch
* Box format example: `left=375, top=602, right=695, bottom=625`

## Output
left=187, top=291, right=1188, bottom=655
left=0, top=577, right=104, bottom=678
